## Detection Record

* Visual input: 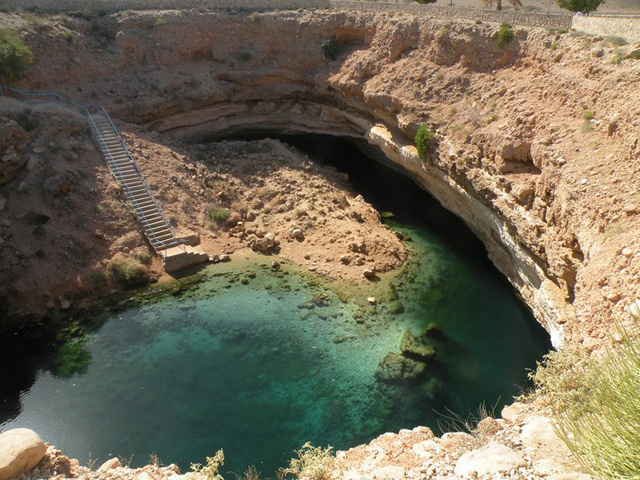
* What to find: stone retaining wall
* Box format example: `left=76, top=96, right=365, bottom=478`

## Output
left=0, top=0, right=330, bottom=13
left=1, top=0, right=572, bottom=29
left=331, top=1, right=573, bottom=28
left=573, top=15, right=640, bottom=42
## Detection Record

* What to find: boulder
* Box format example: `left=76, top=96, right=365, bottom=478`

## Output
left=521, top=416, right=570, bottom=458
left=363, top=269, right=375, bottom=279
left=98, top=457, right=122, bottom=471
left=399, top=331, right=436, bottom=361
left=454, top=442, right=525, bottom=477
left=374, top=352, right=427, bottom=384
left=0, top=428, right=47, bottom=480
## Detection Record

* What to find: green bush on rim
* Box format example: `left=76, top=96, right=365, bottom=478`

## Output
left=0, top=28, right=34, bottom=82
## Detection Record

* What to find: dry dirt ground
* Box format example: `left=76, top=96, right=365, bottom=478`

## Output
left=0, top=97, right=406, bottom=315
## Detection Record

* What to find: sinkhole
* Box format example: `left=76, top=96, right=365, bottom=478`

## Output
left=0, top=134, right=551, bottom=477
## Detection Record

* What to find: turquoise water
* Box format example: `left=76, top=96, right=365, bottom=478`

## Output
left=0, top=138, right=551, bottom=476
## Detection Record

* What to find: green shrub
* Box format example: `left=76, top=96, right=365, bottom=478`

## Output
left=108, top=256, right=148, bottom=287
left=0, top=28, right=34, bottom=82
left=191, top=450, right=224, bottom=480
left=582, top=110, right=594, bottom=121
left=415, top=124, right=434, bottom=161
left=278, top=443, right=339, bottom=480
left=580, top=121, right=593, bottom=134
left=549, top=40, right=558, bottom=51
left=603, top=35, right=628, bottom=47
left=236, top=50, right=253, bottom=62
left=155, top=18, right=167, bottom=27
left=553, top=307, right=640, bottom=478
left=610, top=53, right=623, bottom=64
left=628, top=49, right=640, bottom=60
left=556, top=0, right=604, bottom=14
left=321, top=35, right=339, bottom=61
left=205, top=205, right=230, bottom=227
left=496, top=23, right=514, bottom=47
left=63, top=31, right=73, bottom=43
left=488, top=114, right=498, bottom=123
left=529, top=345, right=592, bottom=415
left=135, top=251, right=153, bottom=265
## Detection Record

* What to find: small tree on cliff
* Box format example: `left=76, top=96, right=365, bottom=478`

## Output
left=556, top=0, right=604, bottom=14
left=480, top=0, right=523, bottom=11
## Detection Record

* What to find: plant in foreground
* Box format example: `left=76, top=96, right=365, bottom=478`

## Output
left=531, top=300, right=640, bottom=478
left=278, top=443, right=340, bottom=480
left=415, top=124, right=435, bottom=161
left=191, top=449, right=224, bottom=480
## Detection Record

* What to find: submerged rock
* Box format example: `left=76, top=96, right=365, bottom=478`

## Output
left=0, top=428, right=47, bottom=480
left=375, top=352, right=427, bottom=384
left=388, top=300, right=404, bottom=314
left=400, top=331, right=436, bottom=361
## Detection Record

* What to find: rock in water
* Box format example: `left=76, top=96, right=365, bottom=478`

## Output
left=0, top=428, right=47, bottom=480
left=400, top=331, right=436, bottom=361
left=374, top=352, right=427, bottom=384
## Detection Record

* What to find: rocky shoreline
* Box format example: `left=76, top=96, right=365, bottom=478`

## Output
left=2, top=399, right=592, bottom=480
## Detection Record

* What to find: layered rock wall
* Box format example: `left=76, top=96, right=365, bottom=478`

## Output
left=8, top=9, right=640, bottom=347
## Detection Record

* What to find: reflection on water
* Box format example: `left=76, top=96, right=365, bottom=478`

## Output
left=0, top=137, right=550, bottom=476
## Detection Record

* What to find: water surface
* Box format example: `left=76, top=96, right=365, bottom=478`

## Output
left=0, top=137, right=550, bottom=476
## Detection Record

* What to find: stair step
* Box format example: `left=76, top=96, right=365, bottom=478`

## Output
left=142, top=215, right=164, bottom=224
left=115, top=169, right=138, bottom=176
left=109, top=159, right=134, bottom=167
left=138, top=205, right=158, bottom=214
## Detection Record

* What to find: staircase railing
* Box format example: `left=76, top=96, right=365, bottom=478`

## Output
left=0, top=83, right=186, bottom=254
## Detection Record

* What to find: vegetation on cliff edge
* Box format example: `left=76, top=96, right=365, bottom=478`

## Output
left=531, top=301, right=640, bottom=479
left=0, top=28, right=34, bottom=82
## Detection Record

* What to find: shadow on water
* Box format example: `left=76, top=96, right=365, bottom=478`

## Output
left=0, top=135, right=551, bottom=477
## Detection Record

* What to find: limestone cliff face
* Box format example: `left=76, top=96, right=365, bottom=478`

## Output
left=15, top=8, right=640, bottom=346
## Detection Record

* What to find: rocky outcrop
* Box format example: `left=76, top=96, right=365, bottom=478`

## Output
left=337, top=405, right=591, bottom=479
left=0, top=428, right=47, bottom=480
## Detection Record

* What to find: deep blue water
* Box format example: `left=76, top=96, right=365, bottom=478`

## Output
left=0, top=137, right=550, bottom=477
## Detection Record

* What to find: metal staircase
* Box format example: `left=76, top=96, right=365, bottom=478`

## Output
left=0, top=84, right=210, bottom=270
left=88, top=113, right=182, bottom=252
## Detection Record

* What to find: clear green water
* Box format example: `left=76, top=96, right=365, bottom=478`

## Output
left=0, top=137, right=550, bottom=477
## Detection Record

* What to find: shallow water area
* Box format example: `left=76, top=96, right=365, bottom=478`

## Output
left=0, top=137, right=551, bottom=477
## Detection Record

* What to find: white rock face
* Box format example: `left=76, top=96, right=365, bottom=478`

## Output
left=0, top=428, right=47, bottom=480
left=98, top=457, right=122, bottom=471
left=521, top=416, right=570, bottom=457
left=454, top=442, right=526, bottom=477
